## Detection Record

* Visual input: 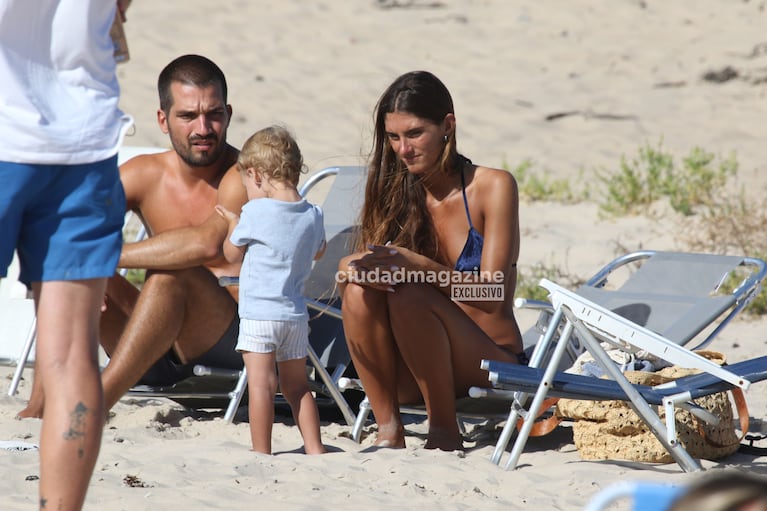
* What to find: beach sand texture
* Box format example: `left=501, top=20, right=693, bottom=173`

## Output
left=2, top=1, right=767, bottom=509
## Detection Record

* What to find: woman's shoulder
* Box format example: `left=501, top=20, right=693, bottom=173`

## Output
left=472, top=165, right=518, bottom=194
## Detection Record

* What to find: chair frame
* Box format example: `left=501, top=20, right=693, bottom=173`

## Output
left=473, top=250, right=766, bottom=471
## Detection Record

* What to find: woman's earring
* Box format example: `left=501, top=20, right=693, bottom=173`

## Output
left=443, top=134, right=449, bottom=143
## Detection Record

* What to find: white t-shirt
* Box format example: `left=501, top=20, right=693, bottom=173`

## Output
left=0, top=0, right=133, bottom=164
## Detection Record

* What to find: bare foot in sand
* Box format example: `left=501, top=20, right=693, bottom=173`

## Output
left=16, top=372, right=44, bottom=419
left=305, top=444, right=328, bottom=455
left=373, top=422, right=406, bottom=448
left=424, top=429, right=464, bottom=452
left=16, top=400, right=43, bottom=419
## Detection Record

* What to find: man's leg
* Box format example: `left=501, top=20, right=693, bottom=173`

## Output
left=16, top=360, right=43, bottom=419
left=17, top=273, right=139, bottom=419
left=34, top=279, right=106, bottom=511
left=101, top=266, right=238, bottom=410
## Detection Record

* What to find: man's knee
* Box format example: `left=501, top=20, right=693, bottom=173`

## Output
left=140, top=269, right=204, bottom=304
left=143, top=268, right=183, bottom=288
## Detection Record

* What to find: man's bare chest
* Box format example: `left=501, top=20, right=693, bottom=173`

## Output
left=142, top=180, right=219, bottom=233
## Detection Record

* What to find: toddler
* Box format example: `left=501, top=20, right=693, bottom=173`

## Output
left=217, top=126, right=326, bottom=454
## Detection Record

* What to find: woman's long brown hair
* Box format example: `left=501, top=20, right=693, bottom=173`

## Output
left=358, top=71, right=461, bottom=258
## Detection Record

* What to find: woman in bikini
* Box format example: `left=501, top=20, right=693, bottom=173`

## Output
left=338, top=70, right=524, bottom=451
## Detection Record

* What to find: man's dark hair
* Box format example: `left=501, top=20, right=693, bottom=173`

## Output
left=157, top=54, right=228, bottom=114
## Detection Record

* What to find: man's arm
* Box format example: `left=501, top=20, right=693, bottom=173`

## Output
left=119, top=162, right=247, bottom=270
left=118, top=214, right=229, bottom=269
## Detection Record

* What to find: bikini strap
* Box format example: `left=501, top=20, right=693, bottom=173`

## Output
left=459, top=165, right=475, bottom=230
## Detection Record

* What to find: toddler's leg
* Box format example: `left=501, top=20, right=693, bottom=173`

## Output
left=242, top=351, right=277, bottom=454
left=278, top=358, right=326, bottom=454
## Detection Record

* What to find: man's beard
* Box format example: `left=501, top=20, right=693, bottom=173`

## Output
left=171, top=133, right=225, bottom=167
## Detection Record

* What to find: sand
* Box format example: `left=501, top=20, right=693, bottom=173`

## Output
left=2, top=1, right=767, bottom=509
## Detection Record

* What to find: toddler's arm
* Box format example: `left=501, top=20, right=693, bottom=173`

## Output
left=215, top=205, right=247, bottom=264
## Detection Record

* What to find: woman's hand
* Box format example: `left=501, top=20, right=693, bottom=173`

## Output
left=346, top=244, right=427, bottom=292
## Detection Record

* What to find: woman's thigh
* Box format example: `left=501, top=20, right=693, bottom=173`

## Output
left=388, top=283, right=517, bottom=395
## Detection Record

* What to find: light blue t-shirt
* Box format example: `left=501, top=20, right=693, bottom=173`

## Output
left=230, top=198, right=325, bottom=321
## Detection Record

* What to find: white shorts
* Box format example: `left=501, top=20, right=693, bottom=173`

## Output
left=236, top=319, right=309, bottom=362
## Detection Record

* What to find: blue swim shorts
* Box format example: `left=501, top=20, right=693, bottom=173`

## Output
left=0, top=156, right=126, bottom=285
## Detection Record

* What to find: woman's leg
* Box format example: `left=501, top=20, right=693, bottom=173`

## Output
left=341, top=283, right=419, bottom=447
left=387, top=284, right=518, bottom=450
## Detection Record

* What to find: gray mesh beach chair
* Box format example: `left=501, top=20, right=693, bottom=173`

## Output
left=471, top=250, right=767, bottom=472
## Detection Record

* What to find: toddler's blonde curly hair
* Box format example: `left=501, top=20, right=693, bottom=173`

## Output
left=237, top=125, right=306, bottom=186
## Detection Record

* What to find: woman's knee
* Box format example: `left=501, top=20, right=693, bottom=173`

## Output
left=341, top=283, right=387, bottom=319
left=387, top=284, right=436, bottom=321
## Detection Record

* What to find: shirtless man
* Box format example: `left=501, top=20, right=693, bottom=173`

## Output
left=20, top=54, right=249, bottom=416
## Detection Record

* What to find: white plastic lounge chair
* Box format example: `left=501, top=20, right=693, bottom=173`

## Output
left=482, top=353, right=767, bottom=471
left=472, top=250, right=767, bottom=472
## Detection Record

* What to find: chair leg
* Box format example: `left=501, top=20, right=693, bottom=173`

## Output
left=306, top=345, right=356, bottom=426
left=504, top=320, right=574, bottom=470
left=565, top=309, right=703, bottom=473
left=352, top=397, right=371, bottom=443
left=224, top=367, right=248, bottom=424
left=492, top=307, right=567, bottom=466
left=8, top=317, right=36, bottom=397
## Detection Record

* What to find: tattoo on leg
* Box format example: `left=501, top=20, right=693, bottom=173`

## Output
left=62, top=402, right=88, bottom=458
left=40, top=497, right=47, bottom=508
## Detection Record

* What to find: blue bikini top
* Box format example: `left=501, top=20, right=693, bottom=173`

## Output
left=454, top=167, right=484, bottom=272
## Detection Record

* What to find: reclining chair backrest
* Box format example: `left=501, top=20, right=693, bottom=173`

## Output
left=575, top=252, right=750, bottom=345
left=302, top=166, right=366, bottom=304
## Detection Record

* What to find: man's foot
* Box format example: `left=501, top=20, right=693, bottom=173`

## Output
left=16, top=401, right=43, bottom=419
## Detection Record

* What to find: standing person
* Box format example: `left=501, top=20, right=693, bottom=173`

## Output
left=18, top=53, right=247, bottom=419
left=216, top=126, right=327, bottom=455
left=338, top=71, right=525, bottom=451
left=0, top=0, right=133, bottom=508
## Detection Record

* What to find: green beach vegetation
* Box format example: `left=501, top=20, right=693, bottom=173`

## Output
left=508, top=141, right=767, bottom=315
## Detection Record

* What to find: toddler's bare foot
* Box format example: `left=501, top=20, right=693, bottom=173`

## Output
left=305, top=444, right=328, bottom=455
